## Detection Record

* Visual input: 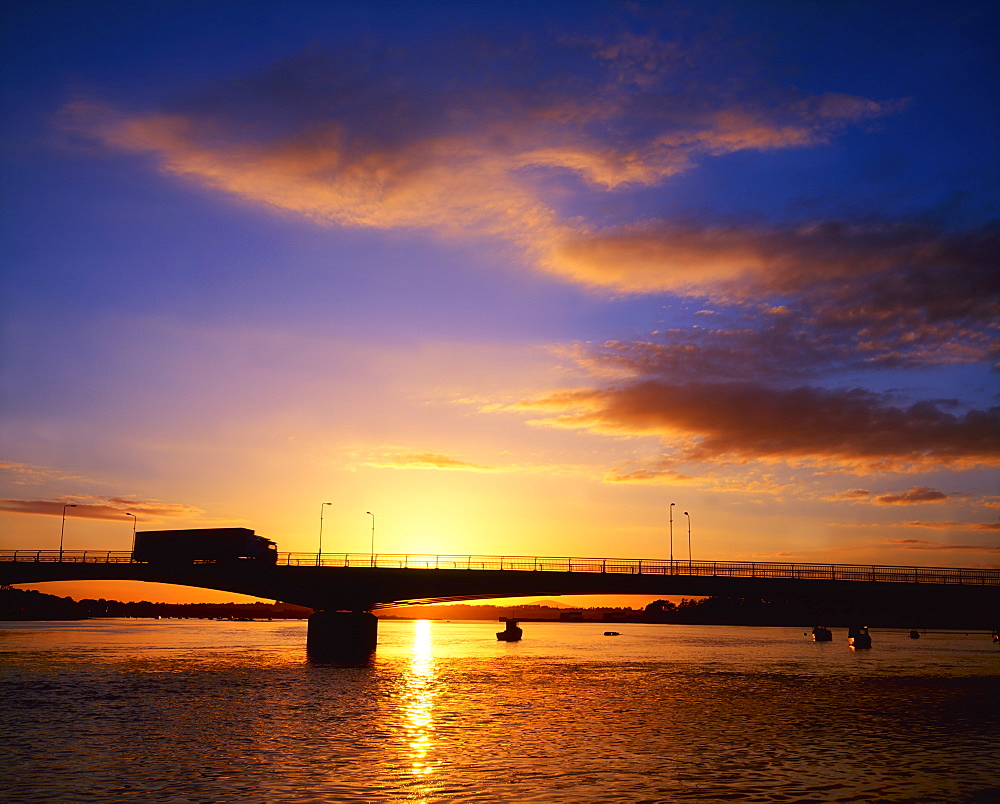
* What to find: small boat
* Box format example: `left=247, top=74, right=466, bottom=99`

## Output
left=908, top=629, right=921, bottom=640
left=496, top=619, right=522, bottom=642
left=603, top=631, right=620, bottom=636
left=811, top=626, right=833, bottom=642
left=848, top=625, right=872, bottom=649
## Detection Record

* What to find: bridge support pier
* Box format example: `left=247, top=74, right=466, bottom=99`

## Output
left=307, top=610, right=378, bottom=663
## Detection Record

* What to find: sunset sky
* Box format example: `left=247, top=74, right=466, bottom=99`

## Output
left=2, top=1, right=997, bottom=605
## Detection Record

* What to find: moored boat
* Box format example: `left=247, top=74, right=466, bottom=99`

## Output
left=811, top=626, right=833, bottom=642
left=848, top=625, right=872, bottom=649
left=497, top=619, right=523, bottom=641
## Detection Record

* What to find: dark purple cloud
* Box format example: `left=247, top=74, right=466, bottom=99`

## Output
left=519, top=380, right=1000, bottom=469
left=553, top=218, right=999, bottom=370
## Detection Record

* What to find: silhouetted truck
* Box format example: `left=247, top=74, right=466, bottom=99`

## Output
left=132, top=528, right=278, bottom=565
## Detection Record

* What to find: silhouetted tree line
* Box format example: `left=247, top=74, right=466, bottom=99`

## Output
left=0, top=587, right=312, bottom=620
left=3, top=586, right=992, bottom=628
left=0, top=586, right=87, bottom=620
left=643, top=595, right=996, bottom=629
left=78, top=599, right=314, bottom=619
left=379, top=602, right=643, bottom=621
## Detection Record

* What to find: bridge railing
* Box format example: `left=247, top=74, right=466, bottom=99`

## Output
left=275, top=552, right=1000, bottom=586
left=0, top=550, right=136, bottom=564
left=3, top=550, right=999, bottom=586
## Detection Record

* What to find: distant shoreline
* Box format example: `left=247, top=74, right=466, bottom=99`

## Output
left=3, top=586, right=995, bottom=629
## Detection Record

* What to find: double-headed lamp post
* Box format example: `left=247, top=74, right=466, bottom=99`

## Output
left=59, top=503, right=77, bottom=561
left=669, top=502, right=675, bottom=574
left=318, top=502, right=332, bottom=566
left=125, top=512, right=137, bottom=555
left=684, top=511, right=692, bottom=571
left=366, top=511, right=375, bottom=566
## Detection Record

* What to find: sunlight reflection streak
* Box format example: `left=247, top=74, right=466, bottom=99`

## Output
left=404, top=619, right=438, bottom=778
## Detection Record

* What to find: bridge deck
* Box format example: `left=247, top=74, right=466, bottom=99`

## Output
left=3, top=550, right=998, bottom=587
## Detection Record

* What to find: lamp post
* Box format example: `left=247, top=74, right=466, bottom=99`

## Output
left=366, top=511, right=375, bottom=566
left=318, top=502, right=332, bottom=566
left=125, top=512, right=137, bottom=556
left=59, top=503, right=77, bottom=561
left=669, top=502, right=675, bottom=574
left=684, top=511, right=691, bottom=572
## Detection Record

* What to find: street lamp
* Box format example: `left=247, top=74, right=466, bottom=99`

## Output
left=669, top=502, right=675, bottom=574
left=684, top=511, right=691, bottom=571
left=318, top=502, right=332, bottom=566
left=125, top=512, right=137, bottom=555
left=59, top=503, right=77, bottom=561
left=366, top=511, right=375, bottom=566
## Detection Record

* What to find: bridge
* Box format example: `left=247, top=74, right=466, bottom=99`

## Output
left=4, top=549, right=998, bottom=659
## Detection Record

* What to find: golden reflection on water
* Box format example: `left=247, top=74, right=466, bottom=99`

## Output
left=403, top=620, right=438, bottom=779
left=3, top=621, right=999, bottom=803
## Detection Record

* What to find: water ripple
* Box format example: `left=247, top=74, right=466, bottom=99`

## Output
left=1, top=621, right=997, bottom=802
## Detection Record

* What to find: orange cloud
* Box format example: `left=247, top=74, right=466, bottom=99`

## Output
left=512, top=380, right=1000, bottom=470
left=59, top=39, right=897, bottom=263
left=828, top=489, right=873, bottom=501
left=826, top=487, right=974, bottom=505
left=0, top=496, right=208, bottom=521
left=365, top=452, right=495, bottom=472
left=63, top=101, right=560, bottom=246
left=894, top=523, right=1000, bottom=533
left=63, top=97, right=857, bottom=253
left=885, top=535, right=1000, bottom=548
left=546, top=220, right=997, bottom=307
left=873, top=487, right=950, bottom=505
left=0, top=460, right=89, bottom=485
left=602, top=462, right=693, bottom=484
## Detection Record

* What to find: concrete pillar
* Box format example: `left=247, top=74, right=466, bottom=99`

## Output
left=306, top=610, right=378, bottom=662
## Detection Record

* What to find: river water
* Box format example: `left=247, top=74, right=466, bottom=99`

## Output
left=1, top=619, right=997, bottom=803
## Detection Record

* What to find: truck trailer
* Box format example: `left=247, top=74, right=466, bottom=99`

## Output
left=132, top=528, right=278, bottom=565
